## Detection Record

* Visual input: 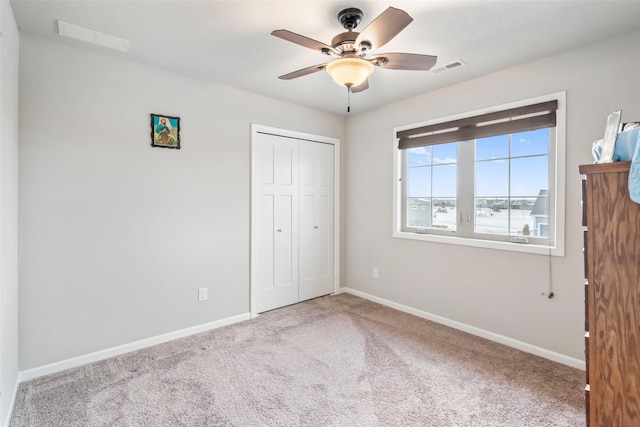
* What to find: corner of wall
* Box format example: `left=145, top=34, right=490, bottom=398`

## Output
left=0, top=1, right=22, bottom=425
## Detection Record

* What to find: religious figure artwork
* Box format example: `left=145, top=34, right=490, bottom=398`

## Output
left=151, top=114, right=180, bottom=149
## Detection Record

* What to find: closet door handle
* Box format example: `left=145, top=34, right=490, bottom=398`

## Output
left=314, top=226, right=319, bottom=229
left=276, top=229, right=282, bottom=232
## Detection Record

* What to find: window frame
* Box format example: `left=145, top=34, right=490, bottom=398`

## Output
left=393, top=92, right=566, bottom=256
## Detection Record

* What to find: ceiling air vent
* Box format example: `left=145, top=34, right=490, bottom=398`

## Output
left=430, top=59, right=467, bottom=74
left=58, top=21, right=130, bottom=52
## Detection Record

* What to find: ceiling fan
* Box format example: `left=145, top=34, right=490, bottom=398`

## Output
left=271, top=6, right=437, bottom=95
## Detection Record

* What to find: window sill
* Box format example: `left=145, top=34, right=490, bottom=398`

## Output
left=393, top=230, right=564, bottom=256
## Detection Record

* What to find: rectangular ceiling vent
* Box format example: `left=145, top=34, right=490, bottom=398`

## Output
left=58, top=21, right=130, bottom=53
left=430, top=59, right=467, bottom=75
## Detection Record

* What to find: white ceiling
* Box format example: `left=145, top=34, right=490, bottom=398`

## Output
left=10, top=0, right=640, bottom=115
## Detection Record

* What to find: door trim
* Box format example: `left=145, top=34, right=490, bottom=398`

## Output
left=250, top=124, right=340, bottom=318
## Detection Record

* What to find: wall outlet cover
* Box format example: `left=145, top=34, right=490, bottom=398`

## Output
left=198, top=287, right=208, bottom=302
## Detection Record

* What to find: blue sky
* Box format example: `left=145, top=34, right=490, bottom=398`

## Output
left=407, top=128, right=549, bottom=198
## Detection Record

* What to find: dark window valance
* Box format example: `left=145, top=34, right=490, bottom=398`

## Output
left=397, top=100, right=558, bottom=150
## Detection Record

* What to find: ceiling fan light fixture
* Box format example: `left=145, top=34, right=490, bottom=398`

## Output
left=325, top=58, right=374, bottom=89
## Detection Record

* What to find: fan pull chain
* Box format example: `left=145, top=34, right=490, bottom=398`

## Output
left=347, top=87, right=351, bottom=113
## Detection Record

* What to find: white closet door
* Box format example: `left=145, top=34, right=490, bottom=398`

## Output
left=298, top=140, right=334, bottom=302
left=252, top=133, right=299, bottom=313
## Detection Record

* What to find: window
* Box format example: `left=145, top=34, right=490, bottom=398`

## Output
left=393, top=92, right=566, bottom=256
left=406, top=142, right=457, bottom=231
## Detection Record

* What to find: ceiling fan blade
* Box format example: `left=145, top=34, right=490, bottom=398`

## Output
left=278, top=63, right=327, bottom=80
left=351, top=79, right=369, bottom=93
left=271, top=29, right=333, bottom=55
left=355, top=7, right=413, bottom=50
left=371, top=53, right=438, bottom=70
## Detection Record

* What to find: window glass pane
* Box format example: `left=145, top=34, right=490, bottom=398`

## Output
left=475, top=160, right=508, bottom=197
left=511, top=129, right=549, bottom=157
left=432, top=164, right=457, bottom=197
left=406, top=198, right=432, bottom=228
left=476, top=135, right=509, bottom=161
left=407, top=167, right=431, bottom=197
left=432, top=142, right=457, bottom=164
left=433, top=198, right=456, bottom=232
left=406, top=145, right=458, bottom=232
left=508, top=197, right=536, bottom=236
left=408, top=146, right=431, bottom=167
left=475, top=198, right=508, bottom=234
left=511, top=156, right=548, bottom=197
left=529, top=191, right=549, bottom=237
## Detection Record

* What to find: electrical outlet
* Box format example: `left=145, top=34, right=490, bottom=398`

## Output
left=373, top=267, right=379, bottom=279
left=198, top=287, right=208, bottom=302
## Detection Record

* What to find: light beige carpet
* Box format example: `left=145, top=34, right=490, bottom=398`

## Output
left=10, top=294, right=585, bottom=426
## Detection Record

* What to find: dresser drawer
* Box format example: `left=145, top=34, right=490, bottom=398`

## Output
left=585, top=332, right=589, bottom=384
left=583, top=230, right=589, bottom=279
left=581, top=179, right=587, bottom=226
left=584, top=282, right=589, bottom=331
left=585, top=384, right=590, bottom=427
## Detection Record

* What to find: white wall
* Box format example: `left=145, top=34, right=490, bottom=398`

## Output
left=0, top=0, right=20, bottom=424
left=343, top=29, right=640, bottom=362
left=18, top=34, right=344, bottom=370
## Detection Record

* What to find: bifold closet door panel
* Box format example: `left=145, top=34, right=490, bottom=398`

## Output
left=253, top=133, right=299, bottom=313
left=298, top=140, right=334, bottom=302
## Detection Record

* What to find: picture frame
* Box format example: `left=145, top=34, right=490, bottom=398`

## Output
left=150, top=114, right=180, bottom=149
left=599, top=110, right=621, bottom=163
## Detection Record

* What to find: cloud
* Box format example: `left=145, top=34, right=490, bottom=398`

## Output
left=411, top=146, right=431, bottom=156
left=434, top=157, right=457, bottom=164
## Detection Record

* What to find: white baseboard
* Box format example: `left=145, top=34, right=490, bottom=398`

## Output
left=338, top=287, right=585, bottom=371
left=19, top=312, right=251, bottom=382
left=3, top=375, right=21, bottom=427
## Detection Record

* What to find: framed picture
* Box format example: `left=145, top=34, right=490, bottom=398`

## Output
left=599, top=110, right=621, bottom=163
left=150, top=114, right=180, bottom=149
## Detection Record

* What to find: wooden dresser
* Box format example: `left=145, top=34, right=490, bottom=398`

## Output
left=579, top=161, right=640, bottom=427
